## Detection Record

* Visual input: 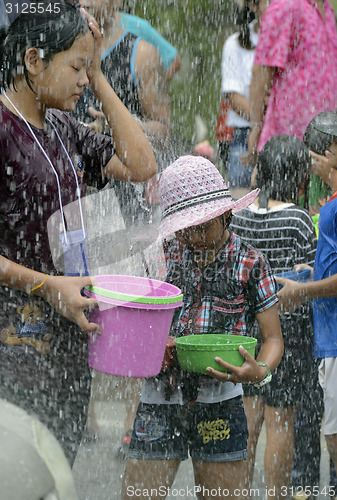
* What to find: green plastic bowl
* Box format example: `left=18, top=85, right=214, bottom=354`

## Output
left=175, top=334, right=258, bottom=374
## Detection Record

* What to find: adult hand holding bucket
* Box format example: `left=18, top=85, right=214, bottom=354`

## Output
left=84, top=275, right=183, bottom=378
left=36, top=275, right=101, bottom=334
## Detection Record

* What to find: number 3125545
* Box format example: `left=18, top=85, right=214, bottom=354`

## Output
left=5, top=3, right=61, bottom=15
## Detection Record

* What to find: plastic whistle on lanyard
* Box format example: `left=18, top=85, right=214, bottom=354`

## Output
left=59, top=224, right=89, bottom=277
left=2, top=93, right=90, bottom=277
left=47, top=121, right=90, bottom=277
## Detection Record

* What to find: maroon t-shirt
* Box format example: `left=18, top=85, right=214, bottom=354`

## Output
left=0, top=101, right=115, bottom=390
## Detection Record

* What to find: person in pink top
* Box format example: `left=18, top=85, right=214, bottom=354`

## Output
left=243, top=0, right=337, bottom=170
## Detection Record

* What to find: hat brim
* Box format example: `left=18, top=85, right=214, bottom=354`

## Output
left=158, top=188, right=259, bottom=239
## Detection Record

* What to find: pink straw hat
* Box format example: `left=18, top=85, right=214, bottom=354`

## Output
left=158, top=155, right=259, bottom=239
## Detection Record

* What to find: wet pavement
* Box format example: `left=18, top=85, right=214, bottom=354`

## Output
left=72, top=374, right=331, bottom=500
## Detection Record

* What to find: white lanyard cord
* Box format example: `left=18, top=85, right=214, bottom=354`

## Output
left=46, top=116, right=86, bottom=238
left=3, top=94, right=85, bottom=244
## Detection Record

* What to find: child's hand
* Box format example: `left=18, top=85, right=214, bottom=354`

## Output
left=293, top=263, right=313, bottom=277
left=206, top=346, right=267, bottom=384
left=324, top=149, right=337, bottom=168
left=311, top=150, right=337, bottom=174
left=275, top=277, right=307, bottom=313
left=310, top=150, right=328, bottom=175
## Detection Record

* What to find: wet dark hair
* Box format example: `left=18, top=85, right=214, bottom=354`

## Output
left=303, top=111, right=337, bottom=155
left=255, top=135, right=311, bottom=208
left=0, top=1, right=89, bottom=92
left=235, top=1, right=256, bottom=50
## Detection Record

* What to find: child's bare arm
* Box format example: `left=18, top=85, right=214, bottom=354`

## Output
left=206, top=304, right=283, bottom=384
left=254, top=304, right=284, bottom=373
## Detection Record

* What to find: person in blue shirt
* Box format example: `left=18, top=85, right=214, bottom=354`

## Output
left=277, top=115, right=337, bottom=484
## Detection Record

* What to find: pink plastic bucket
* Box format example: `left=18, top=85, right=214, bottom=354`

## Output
left=85, top=275, right=183, bottom=377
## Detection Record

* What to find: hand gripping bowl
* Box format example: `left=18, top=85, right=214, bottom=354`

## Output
left=274, top=269, right=311, bottom=291
left=84, top=275, right=183, bottom=378
left=174, top=334, right=257, bottom=374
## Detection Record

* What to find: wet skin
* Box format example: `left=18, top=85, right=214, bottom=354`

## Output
left=174, top=212, right=231, bottom=267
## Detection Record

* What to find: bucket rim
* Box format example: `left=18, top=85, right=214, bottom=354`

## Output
left=85, top=285, right=184, bottom=305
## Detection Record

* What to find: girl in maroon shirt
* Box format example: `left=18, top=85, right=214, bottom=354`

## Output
left=0, top=0, right=156, bottom=463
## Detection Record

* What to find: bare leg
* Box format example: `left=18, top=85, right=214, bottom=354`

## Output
left=326, top=434, right=337, bottom=479
left=264, top=405, right=297, bottom=500
left=85, top=370, right=105, bottom=434
left=85, top=373, right=143, bottom=436
left=242, top=395, right=265, bottom=492
left=193, top=459, right=246, bottom=500
left=121, top=458, right=181, bottom=500
left=122, top=378, right=143, bottom=432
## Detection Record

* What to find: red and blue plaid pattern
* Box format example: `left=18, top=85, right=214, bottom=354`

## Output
left=165, top=232, right=278, bottom=338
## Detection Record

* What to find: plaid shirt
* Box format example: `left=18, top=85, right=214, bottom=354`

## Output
left=166, top=232, right=278, bottom=338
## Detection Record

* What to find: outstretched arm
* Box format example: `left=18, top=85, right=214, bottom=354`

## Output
left=0, top=255, right=100, bottom=333
left=276, top=273, right=337, bottom=314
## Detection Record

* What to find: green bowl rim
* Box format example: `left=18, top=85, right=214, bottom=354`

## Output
left=174, top=335, right=257, bottom=352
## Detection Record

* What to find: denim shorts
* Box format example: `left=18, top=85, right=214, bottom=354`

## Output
left=128, top=396, right=248, bottom=462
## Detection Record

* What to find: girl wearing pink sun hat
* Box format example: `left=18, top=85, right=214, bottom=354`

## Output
left=122, top=155, right=283, bottom=499
left=158, top=155, right=260, bottom=240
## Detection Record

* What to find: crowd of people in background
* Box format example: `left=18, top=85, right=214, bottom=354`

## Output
left=1, top=0, right=337, bottom=499
left=218, top=1, right=337, bottom=498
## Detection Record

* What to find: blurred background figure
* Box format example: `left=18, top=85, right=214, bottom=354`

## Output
left=218, top=0, right=268, bottom=198
left=244, top=0, right=337, bottom=214
left=232, top=135, right=320, bottom=500
left=193, top=140, right=216, bottom=163
left=76, top=0, right=172, bottom=148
